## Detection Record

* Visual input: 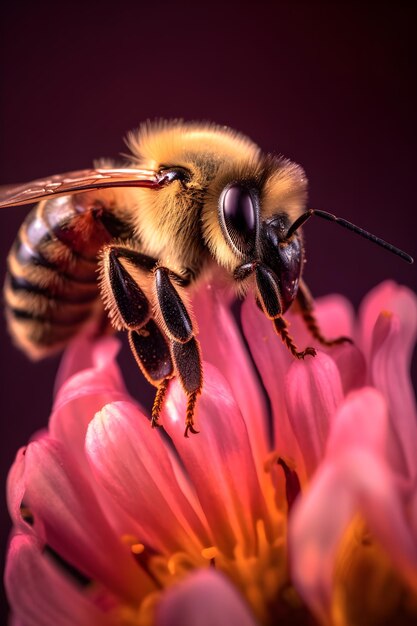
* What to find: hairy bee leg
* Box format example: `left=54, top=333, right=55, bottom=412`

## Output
left=154, top=267, right=193, bottom=342
left=100, top=243, right=163, bottom=330
left=154, top=266, right=203, bottom=436
left=100, top=246, right=176, bottom=429
left=273, top=316, right=316, bottom=359
left=296, top=281, right=353, bottom=346
left=185, top=391, right=200, bottom=437
left=102, top=247, right=152, bottom=330
left=250, top=262, right=316, bottom=359
left=171, top=338, right=203, bottom=437
left=107, top=245, right=159, bottom=273
left=129, top=320, right=174, bottom=428
left=151, top=379, right=170, bottom=428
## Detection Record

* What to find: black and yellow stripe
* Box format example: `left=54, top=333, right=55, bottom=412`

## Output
left=4, top=194, right=126, bottom=358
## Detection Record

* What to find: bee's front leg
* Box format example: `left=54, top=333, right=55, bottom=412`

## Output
left=295, top=280, right=353, bottom=347
left=154, top=267, right=203, bottom=437
left=235, top=261, right=316, bottom=359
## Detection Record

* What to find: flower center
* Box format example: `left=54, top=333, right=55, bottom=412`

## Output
left=115, top=456, right=306, bottom=626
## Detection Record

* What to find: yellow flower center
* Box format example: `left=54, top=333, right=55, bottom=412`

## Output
left=113, top=456, right=307, bottom=626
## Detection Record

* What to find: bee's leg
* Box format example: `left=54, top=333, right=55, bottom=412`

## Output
left=99, top=244, right=158, bottom=331
left=295, top=281, right=353, bottom=346
left=129, top=322, right=174, bottom=428
left=99, top=245, right=174, bottom=427
left=155, top=267, right=203, bottom=437
left=103, top=244, right=159, bottom=273
left=171, top=338, right=203, bottom=437
left=238, top=261, right=316, bottom=359
left=273, top=316, right=316, bottom=359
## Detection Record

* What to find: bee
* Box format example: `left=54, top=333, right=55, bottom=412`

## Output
left=1, top=121, right=413, bottom=436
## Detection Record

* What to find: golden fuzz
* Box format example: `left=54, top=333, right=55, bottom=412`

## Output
left=127, top=120, right=308, bottom=273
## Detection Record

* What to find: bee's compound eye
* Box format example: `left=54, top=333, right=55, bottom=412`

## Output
left=220, top=184, right=258, bottom=255
left=157, top=167, right=190, bottom=186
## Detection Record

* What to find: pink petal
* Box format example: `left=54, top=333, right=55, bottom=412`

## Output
left=156, top=569, right=259, bottom=626
left=410, top=485, right=417, bottom=538
left=162, top=363, right=271, bottom=557
left=49, top=337, right=131, bottom=467
left=5, top=533, right=116, bottom=626
left=307, top=294, right=355, bottom=341
left=193, top=284, right=269, bottom=470
left=370, top=306, right=417, bottom=480
left=241, top=293, right=354, bottom=465
left=328, top=388, right=417, bottom=585
left=289, top=463, right=352, bottom=623
left=86, top=401, right=211, bottom=555
left=241, top=298, right=301, bottom=462
left=22, top=437, right=154, bottom=603
left=329, top=390, right=417, bottom=587
left=359, top=281, right=417, bottom=366
left=349, top=451, right=417, bottom=592
left=52, top=336, right=156, bottom=545
left=327, top=342, right=367, bottom=395
left=287, top=293, right=356, bottom=351
left=287, top=294, right=363, bottom=396
left=285, top=352, right=344, bottom=476
left=290, top=388, right=417, bottom=622
left=7, top=448, right=34, bottom=530
left=326, top=387, right=388, bottom=458
left=54, top=332, right=120, bottom=394
left=292, top=451, right=417, bottom=622
left=7, top=443, right=48, bottom=548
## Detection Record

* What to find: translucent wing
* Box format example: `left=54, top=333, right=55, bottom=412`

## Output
left=0, top=167, right=159, bottom=208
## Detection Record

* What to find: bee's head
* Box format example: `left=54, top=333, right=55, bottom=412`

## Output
left=127, top=120, right=309, bottom=304
left=201, top=152, right=308, bottom=312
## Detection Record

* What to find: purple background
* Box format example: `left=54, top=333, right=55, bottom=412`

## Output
left=0, top=3, right=416, bottom=620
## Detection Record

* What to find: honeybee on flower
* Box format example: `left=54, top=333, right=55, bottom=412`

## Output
left=1, top=121, right=412, bottom=438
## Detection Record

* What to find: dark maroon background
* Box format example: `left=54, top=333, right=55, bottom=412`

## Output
left=0, top=2, right=416, bottom=621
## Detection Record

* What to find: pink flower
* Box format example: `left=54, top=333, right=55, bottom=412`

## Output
left=5, top=281, right=417, bottom=626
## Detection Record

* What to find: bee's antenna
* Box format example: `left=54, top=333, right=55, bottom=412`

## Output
left=287, top=209, right=414, bottom=264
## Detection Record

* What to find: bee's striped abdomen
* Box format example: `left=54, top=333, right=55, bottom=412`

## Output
left=5, top=194, right=124, bottom=359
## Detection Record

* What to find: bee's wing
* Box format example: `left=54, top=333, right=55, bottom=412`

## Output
left=0, top=168, right=159, bottom=208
